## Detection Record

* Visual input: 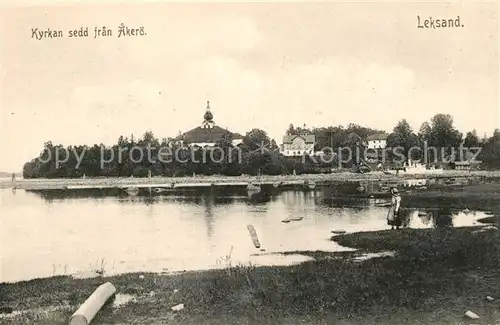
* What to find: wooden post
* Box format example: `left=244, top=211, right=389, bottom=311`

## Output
left=68, top=282, right=116, bottom=325
left=148, top=170, right=152, bottom=195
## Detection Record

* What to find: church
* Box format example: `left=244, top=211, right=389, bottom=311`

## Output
left=175, top=101, right=244, bottom=147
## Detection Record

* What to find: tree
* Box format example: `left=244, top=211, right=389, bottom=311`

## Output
left=480, top=129, right=500, bottom=168
left=464, top=129, right=479, bottom=147
left=393, top=119, right=412, bottom=136
left=387, top=119, right=420, bottom=161
left=286, top=124, right=296, bottom=136
left=345, top=132, right=363, bottom=146
left=429, top=114, right=462, bottom=148
left=417, top=114, right=462, bottom=163
left=312, top=126, right=345, bottom=151
left=345, top=124, right=383, bottom=141
left=139, top=130, right=160, bottom=147
left=418, top=122, right=432, bottom=144
left=242, top=129, right=272, bottom=152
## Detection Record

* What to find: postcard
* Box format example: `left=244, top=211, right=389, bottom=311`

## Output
left=0, top=1, right=498, bottom=324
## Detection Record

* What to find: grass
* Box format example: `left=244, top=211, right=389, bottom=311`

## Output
left=1, top=227, right=500, bottom=325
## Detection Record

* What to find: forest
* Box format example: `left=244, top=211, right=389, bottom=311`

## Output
left=22, top=113, right=500, bottom=178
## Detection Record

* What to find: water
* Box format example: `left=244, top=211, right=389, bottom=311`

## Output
left=0, top=188, right=490, bottom=283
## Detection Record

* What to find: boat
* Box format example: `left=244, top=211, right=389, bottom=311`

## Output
left=387, top=162, right=444, bottom=175
left=303, top=180, right=316, bottom=190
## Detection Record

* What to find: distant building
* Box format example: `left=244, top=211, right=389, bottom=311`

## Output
left=449, top=160, right=480, bottom=171
left=280, top=133, right=316, bottom=156
left=367, top=133, right=388, bottom=149
left=176, top=101, right=244, bottom=148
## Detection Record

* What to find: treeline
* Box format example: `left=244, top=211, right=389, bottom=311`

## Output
left=289, top=114, right=500, bottom=169
left=22, top=129, right=336, bottom=179
left=383, top=114, right=499, bottom=168
left=22, top=114, right=500, bottom=178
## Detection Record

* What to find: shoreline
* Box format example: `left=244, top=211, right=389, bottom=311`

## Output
left=3, top=170, right=500, bottom=190
left=1, top=215, right=496, bottom=286
left=2, top=179, right=500, bottom=324
left=1, top=225, right=499, bottom=325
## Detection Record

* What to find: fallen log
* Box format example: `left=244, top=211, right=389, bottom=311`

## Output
left=68, top=282, right=117, bottom=325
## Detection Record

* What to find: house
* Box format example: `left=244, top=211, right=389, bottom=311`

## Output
left=176, top=101, right=244, bottom=148
left=366, top=133, right=388, bottom=149
left=280, top=133, right=316, bottom=156
left=450, top=161, right=470, bottom=170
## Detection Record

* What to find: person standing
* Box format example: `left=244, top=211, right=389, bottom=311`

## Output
left=387, top=188, right=402, bottom=230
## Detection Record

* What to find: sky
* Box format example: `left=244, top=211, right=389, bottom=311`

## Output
left=0, top=0, right=498, bottom=172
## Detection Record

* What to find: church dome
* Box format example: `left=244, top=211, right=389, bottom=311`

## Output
left=204, top=101, right=213, bottom=122
left=204, top=110, right=213, bottom=121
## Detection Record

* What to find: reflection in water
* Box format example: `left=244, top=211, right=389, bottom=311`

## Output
left=405, top=208, right=479, bottom=229
left=203, top=195, right=215, bottom=240
left=0, top=188, right=491, bottom=283
left=322, top=197, right=372, bottom=211
left=434, top=208, right=453, bottom=228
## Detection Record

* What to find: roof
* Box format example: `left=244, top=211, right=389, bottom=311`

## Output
left=367, top=133, right=388, bottom=141
left=181, top=126, right=243, bottom=144
left=282, top=134, right=316, bottom=144
left=453, top=161, right=471, bottom=165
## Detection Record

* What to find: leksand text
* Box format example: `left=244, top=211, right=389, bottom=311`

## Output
left=417, top=15, right=464, bottom=29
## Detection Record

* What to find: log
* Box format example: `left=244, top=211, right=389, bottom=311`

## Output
left=68, top=282, right=117, bottom=325
left=247, top=224, right=261, bottom=248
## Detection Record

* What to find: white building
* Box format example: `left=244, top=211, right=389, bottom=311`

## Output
left=367, top=133, right=388, bottom=149
left=280, top=133, right=316, bottom=156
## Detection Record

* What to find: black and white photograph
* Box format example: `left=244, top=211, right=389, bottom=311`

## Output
left=0, top=0, right=499, bottom=324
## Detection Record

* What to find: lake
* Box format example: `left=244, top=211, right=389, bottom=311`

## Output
left=0, top=187, right=489, bottom=283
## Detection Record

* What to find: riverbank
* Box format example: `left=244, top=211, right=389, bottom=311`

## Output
left=403, top=182, right=500, bottom=217
left=1, top=225, right=499, bottom=325
left=3, top=170, right=500, bottom=190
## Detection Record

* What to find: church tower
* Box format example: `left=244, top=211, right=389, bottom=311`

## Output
left=202, top=100, right=215, bottom=129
